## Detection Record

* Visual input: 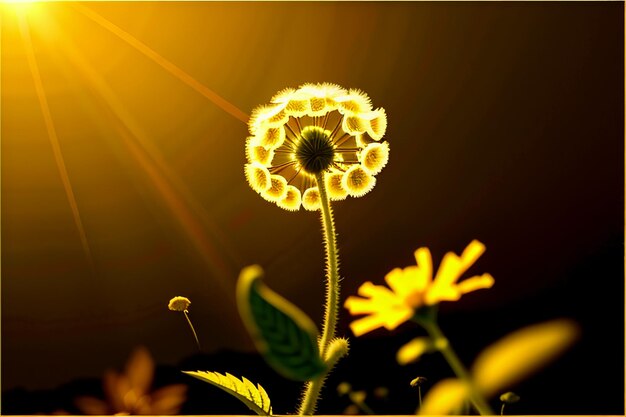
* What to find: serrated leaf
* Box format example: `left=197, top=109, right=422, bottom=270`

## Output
left=237, top=265, right=326, bottom=381
left=184, top=371, right=272, bottom=415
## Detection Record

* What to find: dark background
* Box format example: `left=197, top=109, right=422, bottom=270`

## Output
left=2, top=1, right=624, bottom=415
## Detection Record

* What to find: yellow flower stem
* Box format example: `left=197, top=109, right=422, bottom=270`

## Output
left=297, top=171, right=342, bottom=415
left=420, top=319, right=494, bottom=415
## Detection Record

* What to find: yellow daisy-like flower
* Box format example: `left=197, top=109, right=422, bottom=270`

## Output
left=344, top=240, right=495, bottom=337
left=244, top=83, right=389, bottom=211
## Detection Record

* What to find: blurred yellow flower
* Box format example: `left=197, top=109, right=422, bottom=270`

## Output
left=245, top=83, right=389, bottom=211
left=418, top=320, right=579, bottom=415
left=75, top=346, right=187, bottom=415
left=418, top=378, right=468, bottom=415
left=345, top=240, right=494, bottom=337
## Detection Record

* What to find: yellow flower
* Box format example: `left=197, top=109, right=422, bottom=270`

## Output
left=245, top=83, right=389, bottom=211
left=344, top=240, right=494, bottom=337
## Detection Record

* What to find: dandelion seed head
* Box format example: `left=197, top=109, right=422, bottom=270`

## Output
left=245, top=83, right=389, bottom=211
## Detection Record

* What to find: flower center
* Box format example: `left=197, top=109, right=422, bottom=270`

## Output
left=295, top=126, right=335, bottom=174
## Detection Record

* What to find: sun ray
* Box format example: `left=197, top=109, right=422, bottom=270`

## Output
left=72, top=3, right=249, bottom=124
left=17, top=13, right=97, bottom=276
left=36, top=12, right=242, bottom=294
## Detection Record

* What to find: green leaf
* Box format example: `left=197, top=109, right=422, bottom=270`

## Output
left=237, top=265, right=326, bottom=381
left=184, top=370, right=272, bottom=416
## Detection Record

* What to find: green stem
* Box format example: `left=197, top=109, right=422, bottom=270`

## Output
left=420, top=319, right=494, bottom=415
left=297, top=171, right=342, bottom=415
left=298, top=338, right=348, bottom=415
left=316, top=171, right=340, bottom=356
left=501, top=403, right=505, bottom=416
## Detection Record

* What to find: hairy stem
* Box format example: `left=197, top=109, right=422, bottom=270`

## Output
left=420, top=319, right=493, bottom=415
left=297, top=171, right=343, bottom=415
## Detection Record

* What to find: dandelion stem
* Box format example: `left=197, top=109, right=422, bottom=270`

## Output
left=315, top=170, right=341, bottom=356
left=419, top=319, right=493, bottom=416
left=501, top=403, right=505, bottom=416
left=297, top=171, right=343, bottom=415
left=183, top=310, right=201, bottom=351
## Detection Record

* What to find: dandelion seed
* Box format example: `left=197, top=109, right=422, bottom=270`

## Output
left=245, top=83, right=389, bottom=211
left=168, top=296, right=201, bottom=351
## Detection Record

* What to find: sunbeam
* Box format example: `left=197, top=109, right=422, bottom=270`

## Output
left=73, top=3, right=249, bottom=124
left=35, top=14, right=242, bottom=295
left=17, top=12, right=97, bottom=276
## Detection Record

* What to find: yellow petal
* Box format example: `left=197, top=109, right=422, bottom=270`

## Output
left=457, top=274, right=495, bottom=295
left=396, top=337, right=435, bottom=365
left=261, top=175, right=288, bottom=202
left=360, top=142, right=389, bottom=175
left=342, top=165, right=376, bottom=197
left=349, top=313, right=389, bottom=337
left=430, top=240, right=486, bottom=297
left=335, top=89, right=372, bottom=114
left=270, top=87, right=296, bottom=103
left=302, top=187, right=321, bottom=211
left=472, top=319, right=579, bottom=397
left=245, top=138, right=274, bottom=165
left=285, top=97, right=310, bottom=117
left=249, top=103, right=288, bottom=133
left=344, top=296, right=378, bottom=315
left=349, top=307, right=412, bottom=337
left=365, top=108, right=388, bottom=140
left=244, top=162, right=271, bottom=193
left=383, top=268, right=408, bottom=297
left=296, top=83, right=328, bottom=116
left=414, top=247, right=433, bottom=288
left=325, top=172, right=348, bottom=201
left=276, top=185, right=302, bottom=211
left=308, top=96, right=327, bottom=116
left=419, top=379, right=468, bottom=415
left=256, top=126, right=286, bottom=149
left=342, top=114, right=368, bottom=135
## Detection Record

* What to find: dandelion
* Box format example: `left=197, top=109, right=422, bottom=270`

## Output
left=168, top=296, right=201, bottom=350
left=345, top=240, right=494, bottom=337
left=244, top=83, right=389, bottom=211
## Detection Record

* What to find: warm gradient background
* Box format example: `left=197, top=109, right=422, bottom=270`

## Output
left=2, top=1, right=624, bottom=414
